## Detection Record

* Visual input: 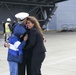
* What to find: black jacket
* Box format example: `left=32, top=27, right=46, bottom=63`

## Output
left=26, top=28, right=46, bottom=53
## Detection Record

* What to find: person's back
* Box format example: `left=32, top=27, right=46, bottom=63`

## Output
left=5, top=22, right=11, bottom=32
left=5, top=21, right=11, bottom=42
left=5, top=18, right=11, bottom=33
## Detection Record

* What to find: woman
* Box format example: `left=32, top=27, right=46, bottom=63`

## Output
left=25, top=16, right=46, bottom=75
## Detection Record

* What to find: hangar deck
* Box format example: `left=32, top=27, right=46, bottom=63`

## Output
left=0, top=31, right=76, bottom=75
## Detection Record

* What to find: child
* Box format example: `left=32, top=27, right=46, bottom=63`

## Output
left=7, top=25, right=28, bottom=75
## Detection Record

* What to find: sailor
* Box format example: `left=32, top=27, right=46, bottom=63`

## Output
left=15, top=12, right=29, bottom=24
left=5, top=12, right=30, bottom=75
left=12, top=12, right=28, bottom=32
left=15, top=12, right=30, bottom=75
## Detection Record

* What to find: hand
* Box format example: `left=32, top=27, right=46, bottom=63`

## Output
left=24, top=34, right=28, bottom=41
left=43, top=36, right=46, bottom=43
left=4, top=42, right=10, bottom=48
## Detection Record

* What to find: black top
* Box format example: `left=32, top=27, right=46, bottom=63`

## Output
left=26, top=28, right=46, bottom=53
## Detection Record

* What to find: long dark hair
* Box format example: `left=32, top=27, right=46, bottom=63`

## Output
left=27, top=16, right=43, bottom=35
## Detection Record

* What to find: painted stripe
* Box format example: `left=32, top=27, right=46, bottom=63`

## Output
left=14, top=41, right=21, bottom=49
left=9, top=43, right=19, bottom=51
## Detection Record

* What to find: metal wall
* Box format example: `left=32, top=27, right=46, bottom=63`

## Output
left=0, top=3, right=55, bottom=32
left=55, top=0, right=76, bottom=31
left=0, top=4, right=30, bottom=31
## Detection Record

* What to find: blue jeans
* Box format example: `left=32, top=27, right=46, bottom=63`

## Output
left=8, top=61, right=18, bottom=75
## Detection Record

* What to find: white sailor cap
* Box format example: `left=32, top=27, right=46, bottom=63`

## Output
left=15, top=12, right=29, bottom=20
left=7, top=18, right=11, bottom=21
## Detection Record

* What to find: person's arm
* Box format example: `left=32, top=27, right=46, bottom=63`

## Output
left=26, top=30, right=36, bottom=50
left=14, top=35, right=28, bottom=50
left=5, top=35, right=28, bottom=49
left=17, top=34, right=28, bottom=49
